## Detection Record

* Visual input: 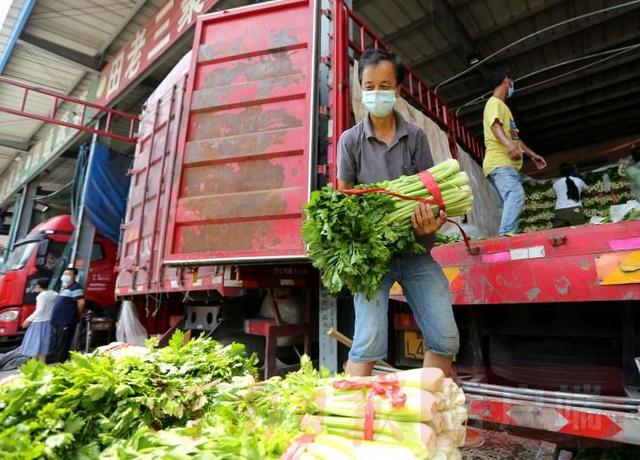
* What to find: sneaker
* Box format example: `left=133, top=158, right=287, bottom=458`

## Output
left=500, top=232, right=517, bottom=237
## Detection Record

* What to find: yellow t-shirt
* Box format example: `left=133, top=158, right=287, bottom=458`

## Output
left=482, top=96, right=523, bottom=176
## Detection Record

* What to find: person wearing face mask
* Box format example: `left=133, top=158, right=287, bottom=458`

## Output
left=49, top=267, right=85, bottom=363
left=483, top=67, right=547, bottom=236
left=337, top=48, right=458, bottom=378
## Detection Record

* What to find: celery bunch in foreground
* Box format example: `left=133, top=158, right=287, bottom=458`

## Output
left=302, top=159, right=472, bottom=298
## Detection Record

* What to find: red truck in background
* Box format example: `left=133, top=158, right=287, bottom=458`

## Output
left=0, top=215, right=117, bottom=345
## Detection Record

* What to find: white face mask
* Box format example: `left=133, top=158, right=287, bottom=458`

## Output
left=61, top=274, right=73, bottom=286
left=361, top=90, right=397, bottom=117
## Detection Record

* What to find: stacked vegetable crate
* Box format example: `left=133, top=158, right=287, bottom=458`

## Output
left=520, top=164, right=633, bottom=233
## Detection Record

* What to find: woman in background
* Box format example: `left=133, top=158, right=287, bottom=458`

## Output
left=553, top=163, right=588, bottom=228
left=20, top=278, right=57, bottom=361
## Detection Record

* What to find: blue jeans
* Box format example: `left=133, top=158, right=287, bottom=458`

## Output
left=349, top=253, right=459, bottom=363
left=488, top=166, right=525, bottom=235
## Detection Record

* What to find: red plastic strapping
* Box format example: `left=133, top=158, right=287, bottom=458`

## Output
left=341, top=173, right=478, bottom=254
left=418, top=170, right=445, bottom=213
left=280, top=434, right=316, bottom=460
left=331, top=375, right=407, bottom=442
left=341, top=187, right=437, bottom=206
left=364, top=390, right=375, bottom=441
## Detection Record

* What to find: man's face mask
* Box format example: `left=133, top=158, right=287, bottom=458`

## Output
left=361, top=90, right=396, bottom=117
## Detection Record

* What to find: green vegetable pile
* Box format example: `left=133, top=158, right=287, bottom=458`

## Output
left=0, top=331, right=256, bottom=459
left=520, top=163, right=633, bottom=233
left=101, top=356, right=326, bottom=459
left=0, top=336, right=468, bottom=459
left=101, top=361, right=467, bottom=460
left=302, top=159, right=472, bottom=298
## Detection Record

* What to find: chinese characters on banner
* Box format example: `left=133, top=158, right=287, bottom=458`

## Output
left=0, top=0, right=219, bottom=205
left=98, top=0, right=213, bottom=106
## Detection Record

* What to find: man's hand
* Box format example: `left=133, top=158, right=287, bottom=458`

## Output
left=531, top=153, right=547, bottom=170
left=21, top=320, right=30, bottom=329
left=507, top=144, right=524, bottom=161
left=411, top=203, right=447, bottom=236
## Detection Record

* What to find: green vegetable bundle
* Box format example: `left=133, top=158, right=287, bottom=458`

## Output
left=0, top=331, right=256, bottom=459
left=303, top=159, right=472, bottom=298
left=105, top=361, right=467, bottom=460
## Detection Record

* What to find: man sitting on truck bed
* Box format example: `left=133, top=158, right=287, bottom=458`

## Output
left=337, top=48, right=459, bottom=377
left=482, top=67, right=547, bottom=236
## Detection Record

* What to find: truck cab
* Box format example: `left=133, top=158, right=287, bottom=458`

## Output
left=0, top=215, right=117, bottom=345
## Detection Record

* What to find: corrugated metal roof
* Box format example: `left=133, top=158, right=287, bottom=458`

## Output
left=355, top=0, right=640, bottom=158
left=0, top=0, right=163, bottom=193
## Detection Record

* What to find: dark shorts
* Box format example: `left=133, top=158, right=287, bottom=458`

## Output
left=553, top=206, right=586, bottom=228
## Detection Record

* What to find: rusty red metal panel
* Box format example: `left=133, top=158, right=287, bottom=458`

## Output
left=431, top=221, right=640, bottom=304
left=116, top=53, right=192, bottom=296
left=166, top=0, right=318, bottom=263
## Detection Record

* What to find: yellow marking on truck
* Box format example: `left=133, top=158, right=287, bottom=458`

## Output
left=597, top=251, right=640, bottom=285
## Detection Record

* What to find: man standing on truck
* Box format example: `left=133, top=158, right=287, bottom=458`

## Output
left=337, top=48, right=459, bottom=377
left=49, top=268, right=85, bottom=362
left=483, top=68, right=547, bottom=236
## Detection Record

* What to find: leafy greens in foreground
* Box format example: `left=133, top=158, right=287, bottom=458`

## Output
left=0, top=331, right=256, bottom=459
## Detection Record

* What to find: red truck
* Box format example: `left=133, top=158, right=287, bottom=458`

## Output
left=94, top=0, right=640, bottom=447
left=0, top=215, right=118, bottom=345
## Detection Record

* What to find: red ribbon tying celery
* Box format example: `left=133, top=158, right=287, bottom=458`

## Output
left=341, top=187, right=439, bottom=206
left=280, top=434, right=316, bottom=460
left=341, top=172, right=476, bottom=253
left=418, top=170, right=445, bottom=213
left=331, top=375, right=407, bottom=441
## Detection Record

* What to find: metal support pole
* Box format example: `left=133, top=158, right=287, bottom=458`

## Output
left=4, top=193, right=24, bottom=260
left=14, top=180, right=38, bottom=241
left=70, top=118, right=110, bottom=288
left=318, top=280, right=338, bottom=373
left=69, top=133, right=98, bottom=287
left=4, top=179, right=38, bottom=259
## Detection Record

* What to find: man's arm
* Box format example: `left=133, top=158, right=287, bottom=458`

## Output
left=337, top=132, right=356, bottom=191
left=337, top=179, right=354, bottom=191
left=411, top=130, right=446, bottom=236
left=491, top=121, right=523, bottom=160
left=518, top=140, right=547, bottom=170
left=77, top=298, right=85, bottom=317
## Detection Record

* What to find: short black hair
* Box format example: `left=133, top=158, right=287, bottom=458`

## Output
left=358, top=48, right=405, bottom=86
left=488, top=66, right=510, bottom=90
left=36, top=278, right=50, bottom=290
left=65, top=267, right=78, bottom=276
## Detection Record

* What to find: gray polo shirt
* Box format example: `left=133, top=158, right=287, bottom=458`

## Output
left=337, top=112, right=436, bottom=250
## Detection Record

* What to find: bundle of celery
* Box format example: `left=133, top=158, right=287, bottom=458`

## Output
left=297, top=368, right=468, bottom=459
left=303, top=159, right=472, bottom=298
left=104, top=359, right=467, bottom=460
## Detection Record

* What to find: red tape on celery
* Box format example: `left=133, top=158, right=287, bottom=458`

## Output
left=341, top=177, right=475, bottom=253
left=280, top=434, right=316, bottom=460
left=332, top=375, right=408, bottom=441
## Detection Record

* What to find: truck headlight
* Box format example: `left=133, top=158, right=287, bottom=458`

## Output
left=0, top=310, right=19, bottom=322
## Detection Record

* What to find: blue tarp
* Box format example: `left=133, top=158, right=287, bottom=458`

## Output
left=73, top=144, right=131, bottom=243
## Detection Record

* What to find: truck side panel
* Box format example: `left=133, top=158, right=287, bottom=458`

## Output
left=165, top=0, right=318, bottom=264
